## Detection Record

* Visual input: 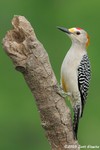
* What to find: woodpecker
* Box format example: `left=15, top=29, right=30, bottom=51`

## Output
left=57, top=26, right=91, bottom=139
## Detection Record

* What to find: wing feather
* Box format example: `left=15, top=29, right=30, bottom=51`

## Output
left=78, top=55, right=91, bottom=117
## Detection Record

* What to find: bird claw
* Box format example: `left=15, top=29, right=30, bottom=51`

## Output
left=55, top=84, right=71, bottom=98
left=61, top=91, right=72, bottom=98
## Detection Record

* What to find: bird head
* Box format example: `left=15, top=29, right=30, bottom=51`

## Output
left=57, top=27, right=90, bottom=48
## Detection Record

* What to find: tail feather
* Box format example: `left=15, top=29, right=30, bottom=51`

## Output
left=73, top=106, right=80, bottom=140
left=80, top=103, right=85, bottom=118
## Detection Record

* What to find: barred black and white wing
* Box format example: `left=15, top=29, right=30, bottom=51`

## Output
left=78, top=54, right=91, bottom=117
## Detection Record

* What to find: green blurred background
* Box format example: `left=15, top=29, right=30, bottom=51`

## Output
left=0, top=0, right=100, bottom=149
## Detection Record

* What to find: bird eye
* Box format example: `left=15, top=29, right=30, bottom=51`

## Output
left=76, top=31, right=80, bottom=35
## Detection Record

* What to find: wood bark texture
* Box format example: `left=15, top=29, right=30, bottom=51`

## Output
left=3, top=16, right=80, bottom=150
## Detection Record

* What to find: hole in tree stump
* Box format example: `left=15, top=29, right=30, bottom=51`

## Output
left=12, top=30, right=25, bottom=43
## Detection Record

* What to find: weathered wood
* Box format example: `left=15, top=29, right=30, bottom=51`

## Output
left=3, top=16, right=80, bottom=150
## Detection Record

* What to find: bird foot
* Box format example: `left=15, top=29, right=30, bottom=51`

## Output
left=55, top=84, right=71, bottom=98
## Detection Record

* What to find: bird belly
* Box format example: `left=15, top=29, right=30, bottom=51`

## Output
left=61, top=48, right=87, bottom=103
left=61, top=54, right=80, bottom=94
left=61, top=66, right=78, bottom=93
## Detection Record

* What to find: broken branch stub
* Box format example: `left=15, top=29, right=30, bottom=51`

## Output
left=3, top=16, right=80, bottom=150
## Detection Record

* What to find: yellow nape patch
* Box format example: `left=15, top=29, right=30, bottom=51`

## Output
left=86, top=33, right=90, bottom=47
left=69, top=28, right=75, bottom=33
left=62, top=77, right=68, bottom=92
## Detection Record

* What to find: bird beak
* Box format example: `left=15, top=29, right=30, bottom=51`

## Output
left=57, top=26, right=71, bottom=34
